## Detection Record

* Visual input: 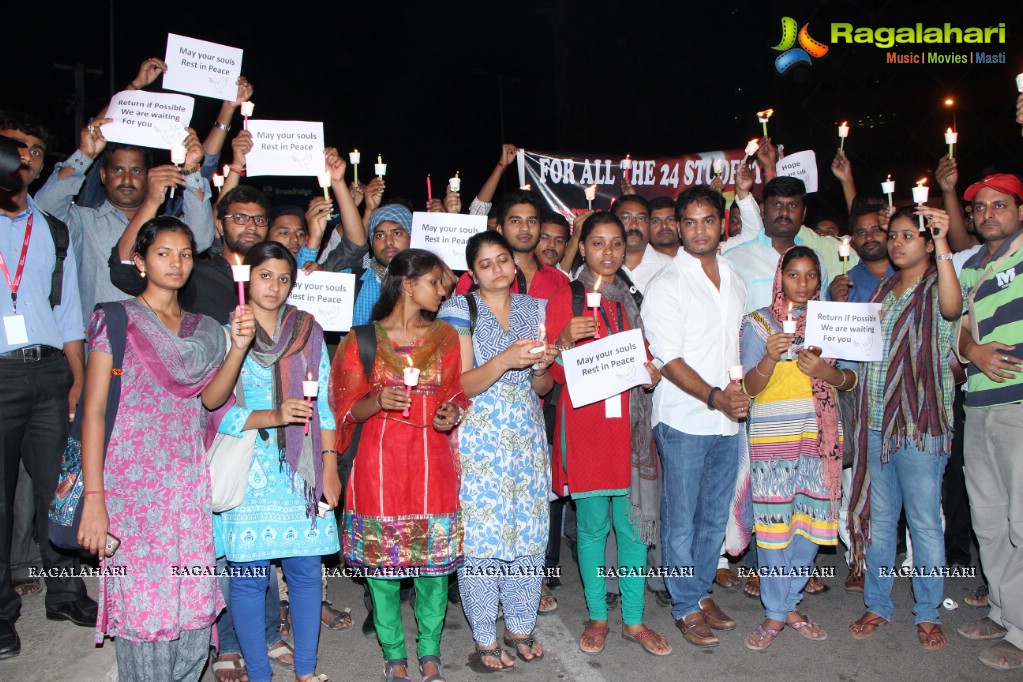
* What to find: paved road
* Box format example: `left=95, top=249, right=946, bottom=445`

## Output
left=1, top=548, right=998, bottom=681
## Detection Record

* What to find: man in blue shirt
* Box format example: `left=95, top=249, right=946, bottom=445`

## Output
left=829, top=202, right=894, bottom=304
left=0, top=111, right=97, bottom=660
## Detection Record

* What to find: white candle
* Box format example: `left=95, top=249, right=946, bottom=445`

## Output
left=349, top=149, right=361, bottom=164
left=838, top=235, right=852, bottom=258
left=231, top=264, right=250, bottom=283
left=728, top=365, right=744, bottom=383
left=584, top=184, right=597, bottom=201
left=622, top=154, right=632, bottom=170
left=783, top=318, right=797, bottom=334
left=1016, top=74, right=1023, bottom=93
left=403, top=366, right=421, bottom=387
left=317, top=171, right=331, bottom=188
left=240, top=101, right=254, bottom=117
left=881, top=175, right=895, bottom=196
left=944, top=128, right=958, bottom=145
left=212, top=173, right=225, bottom=188
left=223, top=164, right=231, bottom=177
left=303, top=379, right=319, bottom=398
left=586, top=291, right=602, bottom=308
left=317, top=501, right=330, bottom=518
left=170, top=144, right=187, bottom=165
left=520, top=184, right=532, bottom=191
left=375, top=155, right=387, bottom=177
left=530, top=323, right=546, bottom=355
left=745, top=139, right=760, bottom=157
left=713, top=158, right=724, bottom=176
left=448, top=172, right=461, bottom=193
left=838, top=121, right=850, bottom=139
left=912, top=181, right=929, bottom=205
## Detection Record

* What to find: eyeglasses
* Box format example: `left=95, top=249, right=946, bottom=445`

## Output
left=225, top=213, right=269, bottom=227
left=618, top=213, right=649, bottom=223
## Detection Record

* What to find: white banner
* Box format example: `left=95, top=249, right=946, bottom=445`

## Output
left=409, top=212, right=487, bottom=271
left=775, top=150, right=819, bottom=193
left=162, top=33, right=243, bottom=101
left=804, top=300, right=883, bottom=361
left=287, top=271, right=356, bottom=332
left=99, top=91, right=194, bottom=150
left=246, top=120, right=325, bottom=177
left=561, top=329, right=649, bottom=407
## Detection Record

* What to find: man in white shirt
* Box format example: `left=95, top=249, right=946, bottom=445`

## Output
left=643, top=185, right=748, bottom=648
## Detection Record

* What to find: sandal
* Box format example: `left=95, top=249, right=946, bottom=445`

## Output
left=11, top=578, right=41, bottom=597
left=579, top=623, right=610, bottom=654
left=503, top=634, right=543, bottom=662
left=804, top=576, right=830, bottom=595
left=418, top=654, right=446, bottom=682
left=297, top=675, right=330, bottom=682
left=537, top=585, right=558, bottom=615
left=964, top=583, right=989, bottom=608
left=849, top=612, right=887, bottom=640
left=957, top=616, right=1008, bottom=640
left=268, top=640, right=296, bottom=667
left=620, top=627, right=672, bottom=656
left=743, top=574, right=760, bottom=599
left=787, top=613, right=827, bottom=641
left=278, top=600, right=292, bottom=638
left=321, top=601, right=354, bottom=631
left=715, top=568, right=740, bottom=589
left=384, top=658, right=411, bottom=682
left=917, top=622, right=946, bottom=651
left=472, top=646, right=513, bottom=672
left=979, top=639, right=1023, bottom=670
left=745, top=624, right=782, bottom=651
left=212, top=654, right=249, bottom=682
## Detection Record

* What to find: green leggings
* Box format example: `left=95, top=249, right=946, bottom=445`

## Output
left=367, top=575, right=449, bottom=660
left=575, top=494, right=647, bottom=625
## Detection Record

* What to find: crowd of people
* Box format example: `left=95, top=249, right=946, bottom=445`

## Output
left=1, top=55, right=1023, bottom=681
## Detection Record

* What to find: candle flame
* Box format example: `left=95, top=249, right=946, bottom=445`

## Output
left=594, top=275, right=602, bottom=292
left=588, top=183, right=597, bottom=191
left=916, top=178, right=927, bottom=187
left=886, top=173, right=892, bottom=182
left=306, top=371, right=313, bottom=381
left=223, top=164, right=230, bottom=176
left=405, top=354, right=414, bottom=368
left=520, top=184, right=531, bottom=190
left=756, top=108, right=774, bottom=120
left=841, top=121, right=848, bottom=127
left=946, top=127, right=953, bottom=134
left=626, top=153, right=631, bottom=159
left=788, top=301, right=793, bottom=312
left=456, top=170, right=460, bottom=178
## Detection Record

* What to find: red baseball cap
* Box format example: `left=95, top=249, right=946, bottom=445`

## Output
left=963, top=173, right=1023, bottom=202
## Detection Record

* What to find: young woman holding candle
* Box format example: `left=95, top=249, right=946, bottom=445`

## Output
left=77, top=217, right=255, bottom=682
left=209, top=241, right=340, bottom=682
left=739, top=246, right=856, bottom=651
left=329, top=248, right=467, bottom=682
left=437, top=232, right=555, bottom=670
left=848, top=205, right=962, bottom=651
left=545, top=213, right=670, bottom=657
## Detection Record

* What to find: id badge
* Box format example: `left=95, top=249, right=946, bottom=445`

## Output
left=604, top=394, right=622, bottom=419
left=3, top=314, right=28, bottom=345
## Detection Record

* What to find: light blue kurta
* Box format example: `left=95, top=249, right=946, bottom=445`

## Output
left=214, top=342, right=340, bottom=562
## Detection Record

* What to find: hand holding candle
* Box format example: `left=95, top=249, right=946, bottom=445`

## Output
left=745, top=139, right=760, bottom=158
left=584, top=184, right=597, bottom=211
left=317, top=171, right=331, bottom=200
left=713, top=158, right=724, bottom=178
left=375, top=154, right=387, bottom=177
left=240, top=100, right=254, bottom=129
left=303, top=371, right=318, bottom=435
left=231, top=258, right=250, bottom=307
left=756, top=109, right=774, bottom=137
left=449, top=171, right=461, bottom=193
left=349, top=149, right=360, bottom=186
left=169, top=142, right=187, bottom=199
left=402, top=356, right=420, bottom=418
left=728, top=365, right=744, bottom=385
left=913, top=178, right=929, bottom=231
left=838, top=121, right=850, bottom=150
left=783, top=302, right=797, bottom=360
left=839, top=235, right=852, bottom=275
left=587, top=276, right=603, bottom=339
left=881, top=174, right=895, bottom=210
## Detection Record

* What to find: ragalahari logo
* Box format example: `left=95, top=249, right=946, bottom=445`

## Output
left=772, top=17, right=829, bottom=73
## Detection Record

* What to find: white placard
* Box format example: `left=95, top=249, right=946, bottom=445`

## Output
left=99, top=91, right=194, bottom=150
left=409, top=212, right=487, bottom=271
left=561, top=329, right=649, bottom=407
left=246, top=121, right=325, bottom=177
left=804, top=301, right=882, bottom=361
left=162, top=33, right=243, bottom=101
left=776, top=150, right=819, bottom=193
left=287, top=271, right=356, bottom=332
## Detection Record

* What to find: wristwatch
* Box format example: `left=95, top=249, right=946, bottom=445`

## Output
left=706, top=387, right=721, bottom=411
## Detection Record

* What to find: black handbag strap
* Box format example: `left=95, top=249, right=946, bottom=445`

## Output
left=69, top=302, right=127, bottom=447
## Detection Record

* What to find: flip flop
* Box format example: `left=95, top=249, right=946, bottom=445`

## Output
left=579, top=624, right=609, bottom=654
left=267, top=640, right=295, bottom=667
left=788, top=615, right=828, bottom=641
left=470, top=647, right=513, bottom=672
left=849, top=612, right=887, bottom=640
left=620, top=628, right=672, bottom=656
left=321, top=602, right=353, bottom=631
left=917, top=622, right=946, bottom=651
left=503, top=634, right=543, bottom=662
left=745, top=624, right=782, bottom=651
left=979, top=639, right=1023, bottom=670
left=211, top=655, right=248, bottom=682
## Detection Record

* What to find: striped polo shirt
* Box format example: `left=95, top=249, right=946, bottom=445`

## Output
left=960, top=235, right=1023, bottom=407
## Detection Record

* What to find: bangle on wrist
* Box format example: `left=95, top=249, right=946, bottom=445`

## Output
left=937, top=252, right=953, bottom=261
left=213, top=120, right=232, bottom=133
left=321, top=448, right=338, bottom=456
left=374, top=392, right=382, bottom=409
left=754, top=360, right=773, bottom=378
left=229, top=165, right=246, bottom=176
left=706, top=386, right=721, bottom=411
left=127, top=81, right=141, bottom=90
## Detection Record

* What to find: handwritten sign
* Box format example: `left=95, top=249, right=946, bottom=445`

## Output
left=561, top=329, right=649, bottom=407
left=804, top=301, right=882, bottom=361
left=776, top=150, right=819, bottom=193
left=246, top=120, right=325, bottom=177
left=409, top=212, right=487, bottom=271
left=100, top=91, right=194, bottom=150
left=162, top=33, right=243, bottom=101
left=287, top=271, right=356, bottom=331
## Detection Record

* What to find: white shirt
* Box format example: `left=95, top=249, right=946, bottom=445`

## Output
left=624, top=244, right=673, bottom=293
left=642, top=250, right=747, bottom=436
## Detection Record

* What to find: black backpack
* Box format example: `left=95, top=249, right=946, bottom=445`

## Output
left=336, top=324, right=378, bottom=510
left=41, top=211, right=69, bottom=308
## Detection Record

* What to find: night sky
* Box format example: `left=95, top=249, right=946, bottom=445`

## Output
left=7, top=1, right=1023, bottom=225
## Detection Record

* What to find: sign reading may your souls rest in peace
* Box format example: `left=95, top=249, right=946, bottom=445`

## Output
left=162, top=34, right=243, bottom=101
left=561, top=329, right=650, bottom=407
left=410, top=212, right=487, bottom=271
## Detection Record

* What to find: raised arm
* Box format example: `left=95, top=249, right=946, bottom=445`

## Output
left=202, top=78, right=252, bottom=158
left=935, top=155, right=976, bottom=251
left=831, top=149, right=856, bottom=213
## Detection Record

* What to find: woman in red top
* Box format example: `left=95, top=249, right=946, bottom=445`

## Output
left=546, top=213, right=670, bottom=657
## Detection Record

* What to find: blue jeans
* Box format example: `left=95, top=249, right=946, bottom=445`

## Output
left=757, top=535, right=819, bottom=622
left=214, top=555, right=282, bottom=656
left=863, top=429, right=948, bottom=625
left=231, top=556, right=321, bottom=682
left=654, top=424, right=740, bottom=620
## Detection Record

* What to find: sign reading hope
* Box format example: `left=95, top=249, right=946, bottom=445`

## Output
left=245, top=121, right=325, bottom=176
left=409, top=212, right=487, bottom=271
left=100, top=91, right=194, bottom=150
left=162, top=34, right=243, bottom=101
left=561, top=329, right=649, bottom=407
left=803, top=301, right=882, bottom=361
left=775, top=150, right=819, bottom=193
left=287, top=271, right=356, bottom=332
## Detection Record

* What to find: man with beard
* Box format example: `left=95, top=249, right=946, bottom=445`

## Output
left=455, top=191, right=568, bottom=297
left=617, top=194, right=672, bottom=293
left=535, top=211, right=570, bottom=272
left=828, top=201, right=893, bottom=304
left=35, top=122, right=214, bottom=323
left=727, top=176, right=856, bottom=312
left=350, top=204, right=413, bottom=326
left=649, top=197, right=680, bottom=258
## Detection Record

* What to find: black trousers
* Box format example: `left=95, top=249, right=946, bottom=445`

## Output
left=943, top=389, right=974, bottom=562
left=0, top=353, right=86, bottom=621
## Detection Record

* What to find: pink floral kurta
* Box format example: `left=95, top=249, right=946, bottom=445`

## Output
left=89, top=307, right=224, bottom=643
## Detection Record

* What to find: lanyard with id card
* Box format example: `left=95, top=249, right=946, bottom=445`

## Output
left=597, top=301, right=625, bottom=419
left=1, top=214, right=33, bottom=345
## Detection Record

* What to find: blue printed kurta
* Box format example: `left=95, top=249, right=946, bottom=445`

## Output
left=439, top=293, right=550, bottom=560
left=214, top=342, right=340, bottom=562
